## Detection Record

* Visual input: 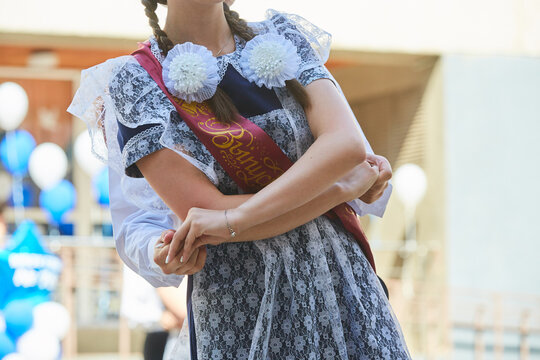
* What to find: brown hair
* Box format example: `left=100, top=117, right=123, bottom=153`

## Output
left=141, top=0, right=310, bottom=123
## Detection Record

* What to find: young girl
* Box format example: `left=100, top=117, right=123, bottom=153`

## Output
left=68, top=0, right=411, bottom=358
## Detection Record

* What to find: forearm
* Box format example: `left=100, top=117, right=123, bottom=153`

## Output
left=226, top=80, right=369, bottom=233
left=232, top=133, right=365, bottom=233
left=233, top=182, right=348, bottom=242
left=208, top=182, right=349, bottom=242
left=191, top=179, right=348, bottom=242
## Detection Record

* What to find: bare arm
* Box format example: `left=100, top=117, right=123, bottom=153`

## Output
left=229, top=79, right=367, bottom=233
left=198, top=161, right=378, bottom=244
left=139, top=79, right=369, bottom=263
left=142, top=147, right=377, bottom=274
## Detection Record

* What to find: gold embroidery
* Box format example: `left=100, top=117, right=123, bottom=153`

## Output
left=176, top=98, right=285, bottom=190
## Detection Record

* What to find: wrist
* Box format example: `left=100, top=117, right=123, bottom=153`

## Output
left=225, top=207, right=246, bottom=236
left=333, top=181, right=353, bottom=203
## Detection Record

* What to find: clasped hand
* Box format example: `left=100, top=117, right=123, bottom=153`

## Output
left=153, top=208, right=233, bottom=276
left=154, top=153, right=392, bottom=276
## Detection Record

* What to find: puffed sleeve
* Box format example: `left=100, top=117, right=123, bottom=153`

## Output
left=264, top=9, right=333, bottom=87
left=109, top=61, right=219, bottom=184
left=108, top=61, right=170, bottom=178
left=67, top=55, right=219, bottom=213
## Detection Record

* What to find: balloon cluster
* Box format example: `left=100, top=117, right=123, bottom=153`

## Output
left=0, top=301, right=69, bottom=360
left=0, top=221, right=68, bottom=360
left=0, top=81, right=109, bottom=223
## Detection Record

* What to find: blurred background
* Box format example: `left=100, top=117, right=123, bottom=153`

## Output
left=0, top=0, right=539, bottom=359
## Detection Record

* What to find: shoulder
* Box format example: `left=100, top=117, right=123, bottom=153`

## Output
left=80, top=55, right=138, bottom=89
left=77, top=54, right=153, bottom=98
left=247, top=9, right=332, bottom=64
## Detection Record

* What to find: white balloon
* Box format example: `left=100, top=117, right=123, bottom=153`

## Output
left=32, top=302, right=71, bottom=340
left=28, top=143, right=68, bottom=190
left=0, top=82, right=29, bottom=131
left=394, top=163, right=427, bottom=209
left=2, top=353, right=28, bottom=360
left=74, top=131, right=104, bottom=176
left=16, top=329, right=60, bottom=360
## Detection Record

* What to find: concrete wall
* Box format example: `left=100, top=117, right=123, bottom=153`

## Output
left=442, top=54, right=540, bottom=294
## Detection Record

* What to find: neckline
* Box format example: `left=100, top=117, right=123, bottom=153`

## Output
left=149, top=34, right=243, bottom=64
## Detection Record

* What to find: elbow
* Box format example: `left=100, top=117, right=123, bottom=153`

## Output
left=341, top=135, right=367, bottom=166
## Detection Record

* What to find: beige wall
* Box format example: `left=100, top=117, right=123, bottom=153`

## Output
left=1, top=0, right=539, bottom=56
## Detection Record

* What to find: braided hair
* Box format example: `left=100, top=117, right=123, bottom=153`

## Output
left=141, top=0, right=310, bottom=124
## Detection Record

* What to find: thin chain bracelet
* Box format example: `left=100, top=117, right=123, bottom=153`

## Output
left=224, top=209, right=237, bottom=238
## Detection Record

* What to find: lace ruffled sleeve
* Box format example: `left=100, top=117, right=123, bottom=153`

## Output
left=264, top=9, right=333, bottom=87
left=67, top=56, right=219, bottom=213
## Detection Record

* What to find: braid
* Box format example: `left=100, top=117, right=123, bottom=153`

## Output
left=142, top=0, right=174, bottom=56
left=140, top=1, right=310, bottom=124
left=222, top=3, right=310, bottom=110
left=223, top=4, right=255, bottom=41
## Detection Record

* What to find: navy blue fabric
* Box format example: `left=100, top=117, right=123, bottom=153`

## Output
left=187, top=275, right=198, bottom=360
left=117, top=122, right=161, bottom=153
left=218, top=64, right=282, bottom=118
left=117, top=122, right=163, bottom=178
left=117, top=64, right=283, bottom=179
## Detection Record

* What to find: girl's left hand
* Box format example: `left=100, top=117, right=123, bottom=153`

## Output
left=359, top=153, right=392, bottom=204
left=166, top=207, right=237, bottom=265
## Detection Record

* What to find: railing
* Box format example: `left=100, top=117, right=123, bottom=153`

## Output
left=451, top=289, right=540, bottom=360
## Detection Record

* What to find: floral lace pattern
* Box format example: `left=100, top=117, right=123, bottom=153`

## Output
left=68, top=9, right=411, bottom=360
left=191, top=216, right=410, bottom=359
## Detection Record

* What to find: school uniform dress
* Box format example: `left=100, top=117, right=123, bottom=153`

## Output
left=68, top=9, right=410, bottom=360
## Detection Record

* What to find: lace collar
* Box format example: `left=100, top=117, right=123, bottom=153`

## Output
left=148, top=35, right=245, bottom=82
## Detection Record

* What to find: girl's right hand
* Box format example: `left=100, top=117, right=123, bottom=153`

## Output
left=337, top=159, right=380, bottom=201
left=153, top=230, right=207, bottom=275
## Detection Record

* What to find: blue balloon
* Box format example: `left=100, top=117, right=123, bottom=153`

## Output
left=0, top=331, right=16, bottom=358
left=39, top=180, right=76, bottom=224
left=21, top=294, right=49, bottom=307
left=3, top=299, right=34, bottom=339
left=0, top=130, right=36, bottom=175
left=92, top=168, right=109, bottom=206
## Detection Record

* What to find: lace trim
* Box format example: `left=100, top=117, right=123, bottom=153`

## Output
left=298, top=65, right=332, bottom=87
left=122, top=125, right=164, bottom=177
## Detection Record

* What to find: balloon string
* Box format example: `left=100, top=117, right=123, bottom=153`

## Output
left=6, top=130, right=25, bottom=225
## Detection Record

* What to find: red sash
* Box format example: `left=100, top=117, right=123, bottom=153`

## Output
left=131, top=42, right=377, bottom=272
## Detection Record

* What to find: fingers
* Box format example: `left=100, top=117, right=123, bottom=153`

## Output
left=361, top=181, right=389, bottom=204
left=162, top=229, right=175, bottom=244
left=184, top=246, right=207, bottom=275
left=374, top=154, right=392, bottom=181
left=181, top=224, right=200, bottom=265
left=166, top=219, right=190, bottom=264
left=154, top=230, right=173, bottom=249
left=154, top=243, right=170, bottom=270
left=159, top=246, right=198, bottom=275
left=365, top=152, right=377, bottom=164
left=174, top=247, right=199, bottom=274
left=378, top=163, right=392, bottom=182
